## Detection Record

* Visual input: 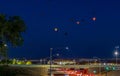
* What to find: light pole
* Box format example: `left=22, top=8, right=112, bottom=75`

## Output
left=114, top=46, right=119, bottom=65
left=114, top=51, right=118, bottom=65
left=93, top=57, right=101, bottom=76
left=73, top=59, right=76, bottom=69
left=50, top=48, right=52, bottom=75
left=98, top=58, right=101, bottom=76
left=49, top=46, right=69, bottom=76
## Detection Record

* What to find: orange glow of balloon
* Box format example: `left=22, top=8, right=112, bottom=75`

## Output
left=76, top=21, right=80, bottom=24
left=92, top=17, right=96, bottom=21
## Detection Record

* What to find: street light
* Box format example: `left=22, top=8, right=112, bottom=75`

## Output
left=114, top=46, right=119, bottom=65
left=114, top=51, right=118, bottom=65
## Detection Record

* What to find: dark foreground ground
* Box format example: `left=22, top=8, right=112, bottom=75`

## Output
left=0, top=65, right=48, bottom=76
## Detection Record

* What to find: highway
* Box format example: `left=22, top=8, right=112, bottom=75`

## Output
left=9, top=64, right=120, bottom=68
left=8, top=64, right=120, bottom=76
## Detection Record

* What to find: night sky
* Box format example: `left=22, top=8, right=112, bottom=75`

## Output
left=0, top=0, right=120, bottom=59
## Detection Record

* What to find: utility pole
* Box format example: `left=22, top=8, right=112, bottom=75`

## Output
left=50, top=48, right=53, bottom=76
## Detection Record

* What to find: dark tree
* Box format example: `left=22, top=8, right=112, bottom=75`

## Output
left=0, top=14, right=26, bottom=64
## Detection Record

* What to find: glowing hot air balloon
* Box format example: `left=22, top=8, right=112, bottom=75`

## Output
left=92, top=17, right=96, bottom=21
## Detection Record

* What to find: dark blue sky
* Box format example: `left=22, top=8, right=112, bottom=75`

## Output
left=1, top=0, right=120, bottom=59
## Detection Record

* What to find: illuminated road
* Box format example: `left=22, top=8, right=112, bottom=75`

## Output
left=8, top=64, right=120, bottom=76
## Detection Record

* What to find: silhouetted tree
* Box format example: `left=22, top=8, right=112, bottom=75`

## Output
left=0, top=14, right=26, bottom=64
